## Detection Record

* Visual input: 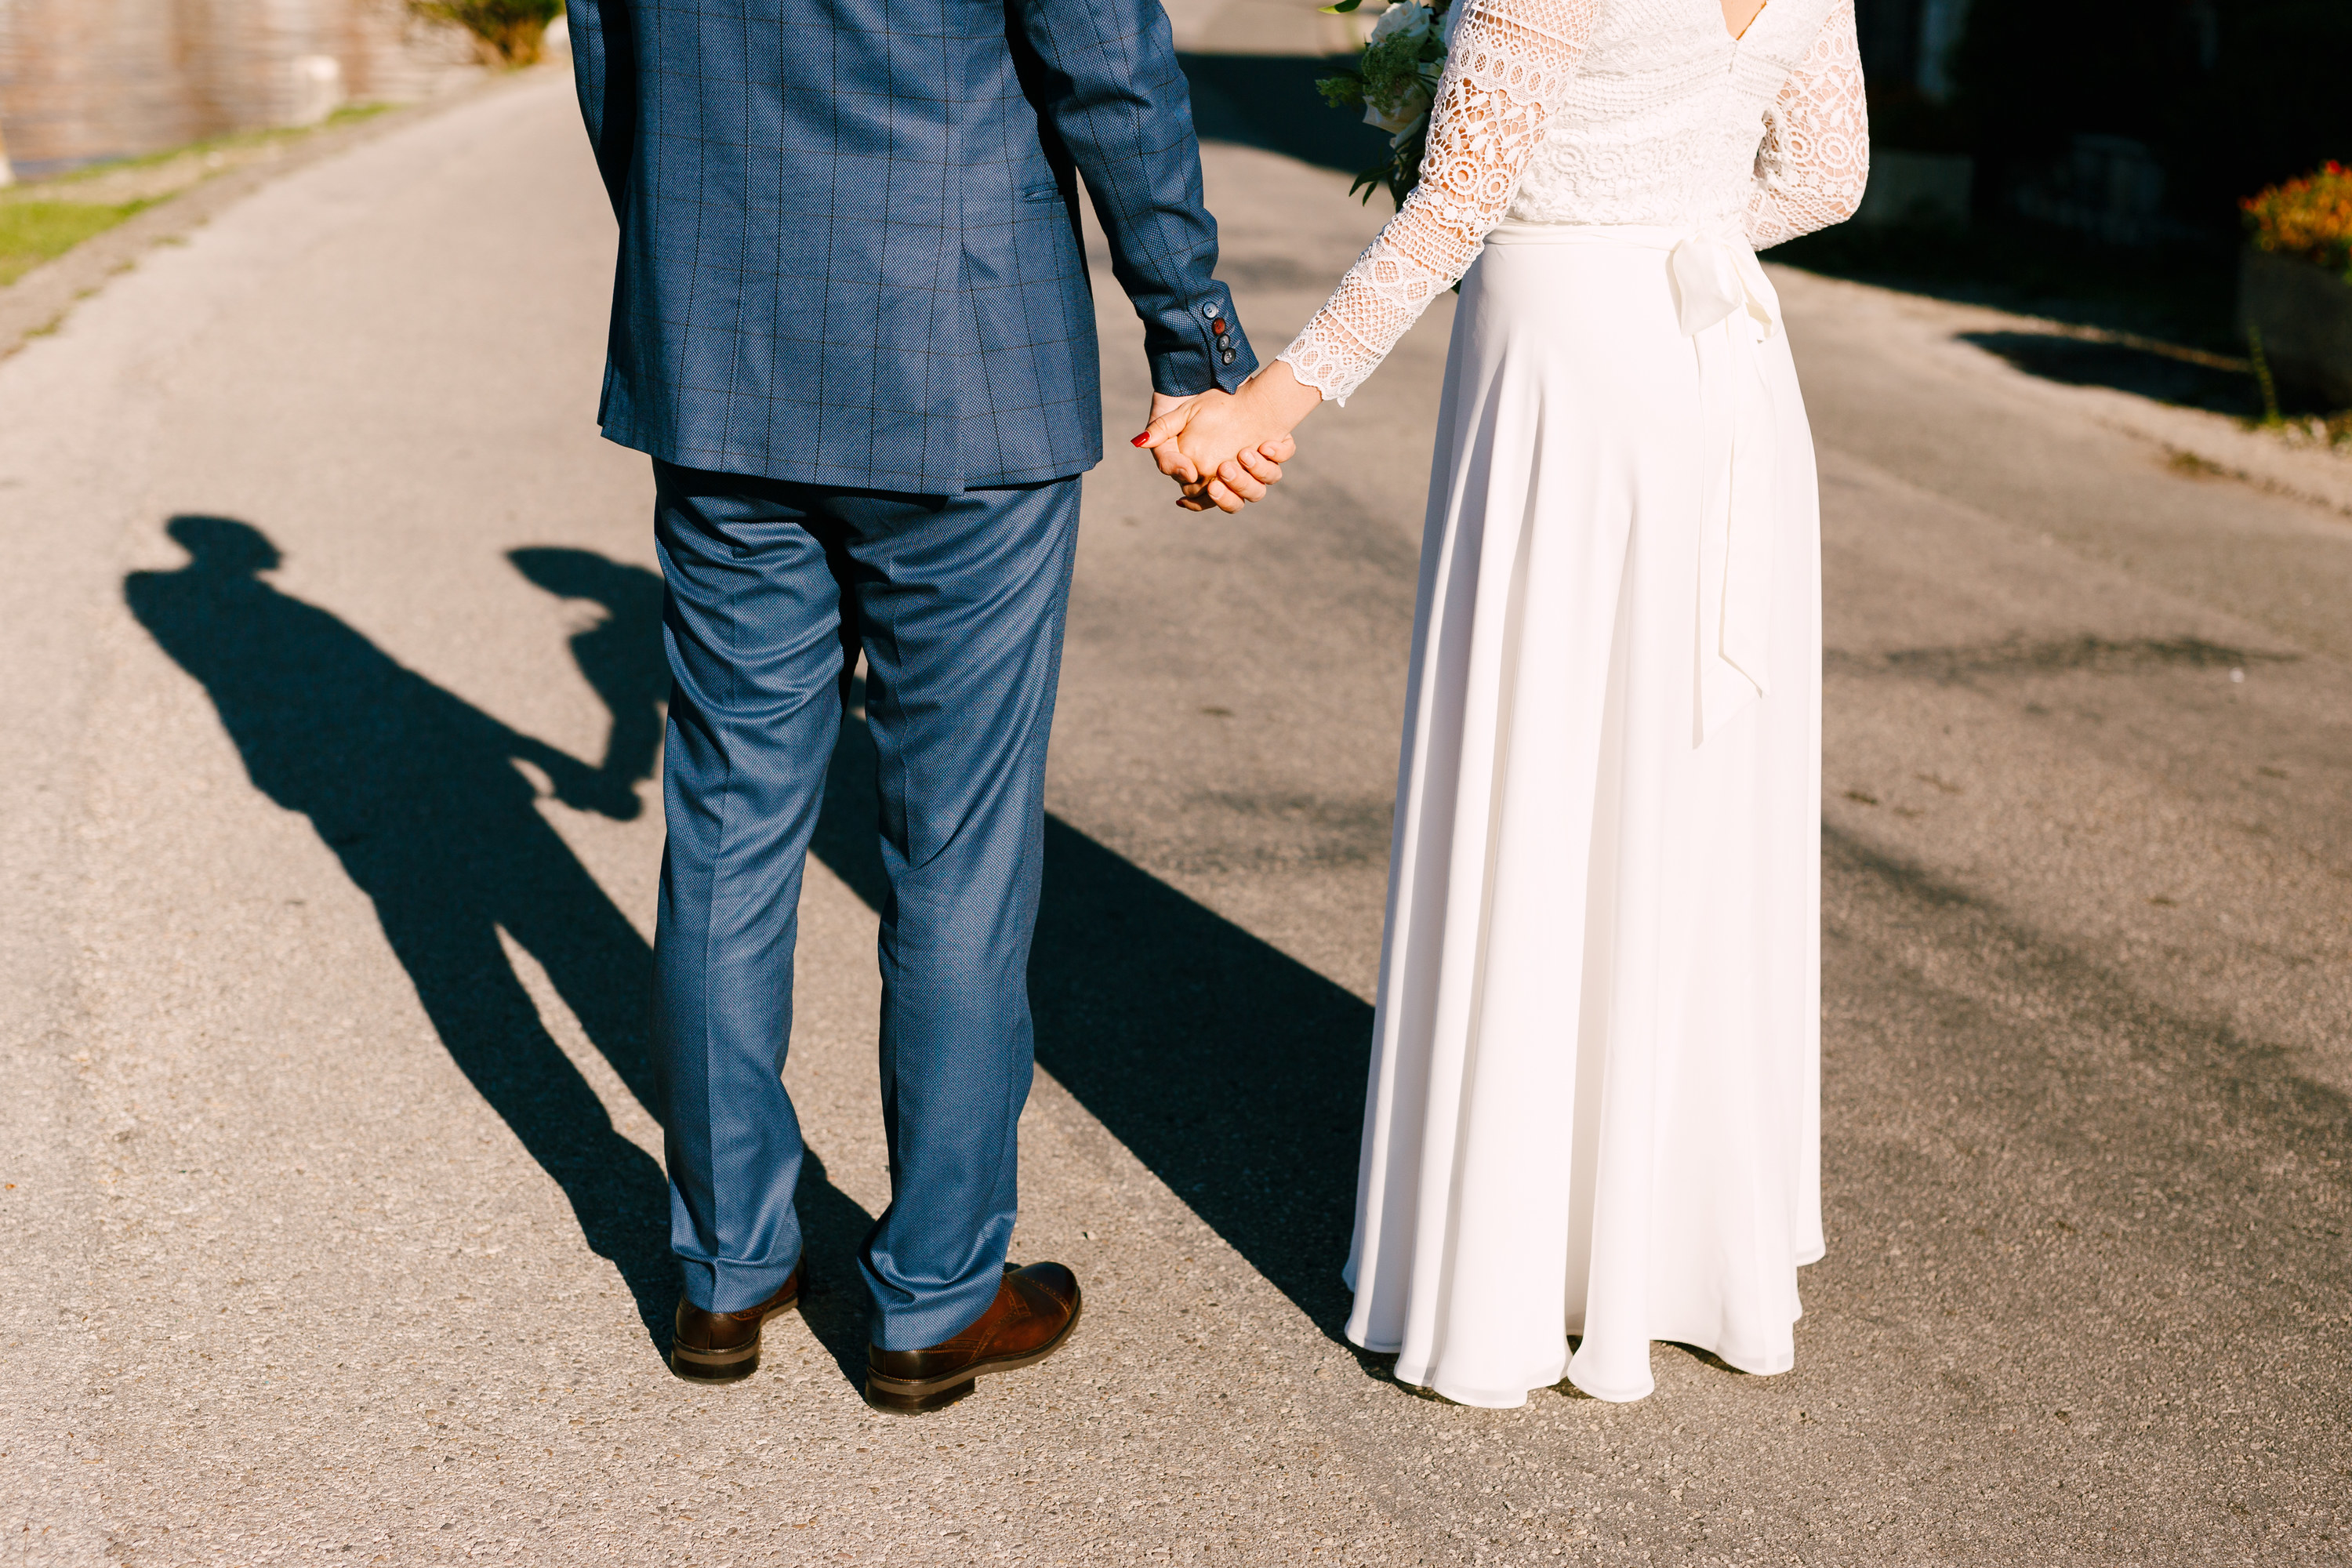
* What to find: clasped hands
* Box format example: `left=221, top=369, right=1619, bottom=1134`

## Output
left=1133, top=360, right=1323, bottom=514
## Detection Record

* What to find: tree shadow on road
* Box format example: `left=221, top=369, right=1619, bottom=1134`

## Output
left=1177, top=54, right=1391, bottom=180
left=1955, top=330, right=2278, bottom=418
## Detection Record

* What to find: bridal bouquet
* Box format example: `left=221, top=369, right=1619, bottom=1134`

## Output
left=1315, top=0, right=1454, bottom=209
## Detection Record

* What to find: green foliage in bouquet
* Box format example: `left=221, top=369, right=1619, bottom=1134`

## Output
left=1316, top=0, right=1454, bottom=209
left=2241, top=162, right=2352, bottom=281
left=412, top=0, right=564, bottom=67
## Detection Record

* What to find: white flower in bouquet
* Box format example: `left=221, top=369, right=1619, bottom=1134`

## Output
left=1362, top=3, right=1443, bottom=139
left=1364, top=82, right=1433, bottom=137
left=1369, top=0, right=1433, bottom=43
left=1316, top=0, right=1456, bottom=205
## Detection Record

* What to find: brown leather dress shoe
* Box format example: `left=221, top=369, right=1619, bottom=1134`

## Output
left=669, top=1261, right=803, bottom=1383
left=864, top=1261, right=1081, bottom=1413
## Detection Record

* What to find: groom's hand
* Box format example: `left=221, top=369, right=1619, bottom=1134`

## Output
left=1178, top=436, right=1294, bottom=512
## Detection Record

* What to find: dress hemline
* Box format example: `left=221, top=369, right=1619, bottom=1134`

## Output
left=1342, top=1243, right=1824, bottom=1407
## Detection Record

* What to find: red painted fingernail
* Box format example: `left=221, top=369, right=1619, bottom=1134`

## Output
left=1131, top=433, right=1151, bottom=446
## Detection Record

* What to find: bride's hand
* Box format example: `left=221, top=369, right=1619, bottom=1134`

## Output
left=1134, top=363, right=1323, bottom=514
left=1137, top=389, right=1277, bottom=506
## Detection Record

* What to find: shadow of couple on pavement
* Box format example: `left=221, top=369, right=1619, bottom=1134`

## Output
left=125, top=513, right=1371, bottom=1381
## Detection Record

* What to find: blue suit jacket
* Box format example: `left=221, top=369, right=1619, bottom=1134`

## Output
left=566, top=0, right=1258, bottom=494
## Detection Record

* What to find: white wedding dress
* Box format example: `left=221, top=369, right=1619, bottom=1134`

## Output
left=1276, top=0, right=1868, bottom=1406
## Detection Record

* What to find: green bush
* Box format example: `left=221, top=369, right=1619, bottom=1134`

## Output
left=412, top=0, right=563, bottom=67
left=2242, top=162, right=2352, bottom=279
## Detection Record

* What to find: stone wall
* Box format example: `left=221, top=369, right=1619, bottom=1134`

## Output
left=0, top=0, right=479, bottom=177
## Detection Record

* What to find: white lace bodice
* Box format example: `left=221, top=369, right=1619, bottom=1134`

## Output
left=1279, top=0, right=1867, bottom=404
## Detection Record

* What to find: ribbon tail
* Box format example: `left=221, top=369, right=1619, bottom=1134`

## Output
left=1737, top=246, right=1783, bottom=336
left=1696, top=317, right=1778, bottom=743
left=1670, top=239, right=1744, bottom=336
left=1719, top=389, right=1777, bottom=698
left=1683, top=233, right=1782, bottom=745
left=1693, top=324, right=1741, bottom=743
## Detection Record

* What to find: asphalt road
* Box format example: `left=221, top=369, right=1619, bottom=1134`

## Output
left=2, top=67, right=2347, bottom=1568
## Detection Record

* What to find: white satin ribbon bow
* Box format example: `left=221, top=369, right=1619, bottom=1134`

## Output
left=1668, top=234, right=1782, bottom=743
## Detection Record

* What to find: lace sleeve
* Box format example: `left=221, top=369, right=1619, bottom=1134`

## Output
left=1745, top=0, right=1869, bottom=251
left=1276, top=0, right=1593, bottom=405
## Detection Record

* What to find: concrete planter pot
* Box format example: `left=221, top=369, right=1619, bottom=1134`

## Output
left=2240, top=247, right=2352, bottom=410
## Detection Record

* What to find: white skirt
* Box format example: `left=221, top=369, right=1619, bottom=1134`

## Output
left=1345, top=223, right=1824, bottom=1408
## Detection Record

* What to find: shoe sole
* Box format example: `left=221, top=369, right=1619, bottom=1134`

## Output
left=862, top=1288, right=1083, bottom=1414
left=669, top=1292, right=801, bottom=1384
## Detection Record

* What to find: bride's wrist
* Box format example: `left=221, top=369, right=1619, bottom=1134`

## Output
left=1240, top=359, right=1322, bottom=436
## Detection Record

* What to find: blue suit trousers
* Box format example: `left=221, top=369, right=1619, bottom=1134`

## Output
left=649, top=458, right=1079, bottom=1348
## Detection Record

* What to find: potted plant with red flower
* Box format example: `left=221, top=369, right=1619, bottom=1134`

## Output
left=2240, top=162, right=2352, bottom=412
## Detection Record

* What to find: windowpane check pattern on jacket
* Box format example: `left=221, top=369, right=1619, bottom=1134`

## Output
left=568, top=0, right=1259, bottom=494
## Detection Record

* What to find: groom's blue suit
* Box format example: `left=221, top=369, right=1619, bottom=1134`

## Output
left=568, top=0, right=1253, bottom=493
left=568, top=0, right=1256, bottom=1348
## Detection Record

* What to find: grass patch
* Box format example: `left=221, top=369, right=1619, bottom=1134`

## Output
left=44, top=102, right=394, bottom=187
left=0, top=102, right=395, bottom=288
left=0, top=200, right=154, bottom=286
